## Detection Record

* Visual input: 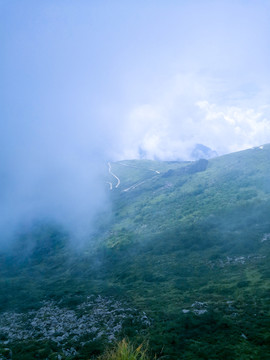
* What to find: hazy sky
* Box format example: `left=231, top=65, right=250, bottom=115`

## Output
left=1, top=1, right=270, bottom=241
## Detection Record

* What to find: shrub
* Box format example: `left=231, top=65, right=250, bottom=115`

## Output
left=98, top=339, right=151, bottom=360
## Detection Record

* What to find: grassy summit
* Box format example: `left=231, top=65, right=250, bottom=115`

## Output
left=1, top=145, right=270, bottom=359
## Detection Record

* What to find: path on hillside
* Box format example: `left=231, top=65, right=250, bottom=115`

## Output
left=118, top=162, right=161, bottom=192
left=108, top=162, right=120, bottom=189
left=107, top=161, right=161, bottom=192
left=123, top=175, right=159, bottom=192
left=106, top=181, right=113, bottom=190
left=118, top=162, right=160, bottom=174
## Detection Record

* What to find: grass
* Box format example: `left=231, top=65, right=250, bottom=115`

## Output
left=98, top=339, right=151, bottom=360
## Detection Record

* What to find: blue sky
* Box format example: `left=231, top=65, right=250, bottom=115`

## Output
left=1, top=1, right=270, bottom=239
left=1, top=1, right=270, bottom=159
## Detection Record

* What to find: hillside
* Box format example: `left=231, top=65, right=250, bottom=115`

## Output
left=1, top=145, right=270, bottom=359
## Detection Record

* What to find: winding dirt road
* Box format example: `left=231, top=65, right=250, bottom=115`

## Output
left=106, top=181, right=113, bottom=190
left=118, top=162, right=160, bottom=174
left=108, top=162, right=120, bottom=189
left=107, top=161, right=161, bottom=192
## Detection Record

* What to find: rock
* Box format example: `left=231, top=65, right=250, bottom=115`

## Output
left=0, top=296, right=151, bottom=354
left=261, top=233, right=270, bottom=242
left=191, top=301, right=207, bottom=308
left=193, top=309, right=208, bottom=315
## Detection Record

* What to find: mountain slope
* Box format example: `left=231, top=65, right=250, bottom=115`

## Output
left=1, top=145, right=270, bottom=359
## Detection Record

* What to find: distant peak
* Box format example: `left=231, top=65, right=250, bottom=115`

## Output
left=191, top=144, right=218, bottom=160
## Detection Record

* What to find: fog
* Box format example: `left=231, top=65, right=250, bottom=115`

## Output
left=1, top=1, right=270, bottom=245
left=0, top=96, right=113, bottom=246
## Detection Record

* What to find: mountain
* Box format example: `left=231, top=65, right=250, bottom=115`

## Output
left=1, top=145, right=270, bottom=359
left=191, top=143, right=218, bottom=160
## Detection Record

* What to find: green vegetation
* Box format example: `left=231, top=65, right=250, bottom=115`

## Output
left=1, top=145, right=270, bottom=358
left=98, top=339, right=151, bottom=360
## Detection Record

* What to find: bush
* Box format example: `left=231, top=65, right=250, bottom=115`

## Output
left=98, top=339, right=151, bottom=360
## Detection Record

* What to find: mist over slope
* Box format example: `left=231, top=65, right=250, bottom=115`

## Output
left=0, top=111, right=114, bottom=248
left=2, top=0, right=270, bottom=252
left=1, top=145, right=270, bottom=359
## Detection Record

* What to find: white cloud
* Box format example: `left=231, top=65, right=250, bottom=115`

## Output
left=197, top=101, right=270, bottom=154
left=115, top=74, right=270, bottom=161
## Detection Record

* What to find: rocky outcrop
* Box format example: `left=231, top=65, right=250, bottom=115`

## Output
left=0, top=295, right=150, bottom=356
